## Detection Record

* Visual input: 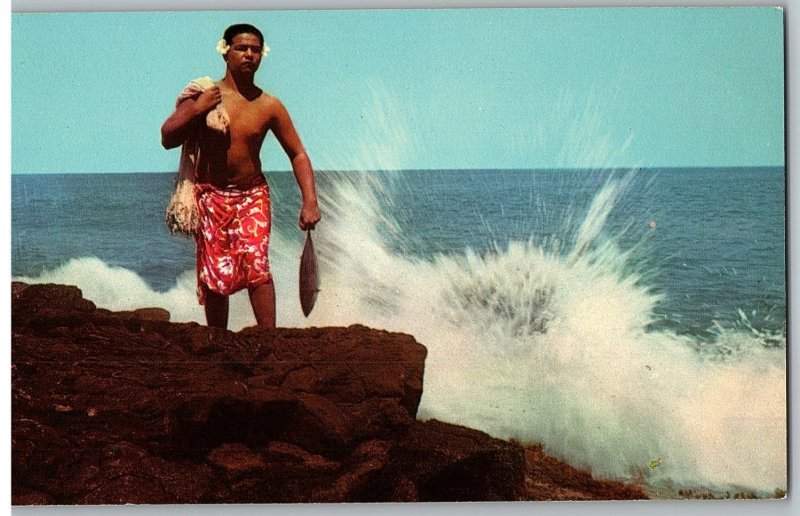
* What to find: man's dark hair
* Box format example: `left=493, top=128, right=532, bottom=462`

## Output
left=223, top=24, right=264, bottom=46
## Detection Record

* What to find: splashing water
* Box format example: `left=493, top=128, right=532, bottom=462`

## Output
left=302, top=168, right=786, bottom=492
left=301, top=86, right=785, bottom=491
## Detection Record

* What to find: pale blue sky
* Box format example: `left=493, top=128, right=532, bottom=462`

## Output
left=11, top=7, right=784, bottom=173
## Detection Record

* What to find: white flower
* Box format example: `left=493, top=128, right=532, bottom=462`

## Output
left=216, top=38, right=270, bottom=57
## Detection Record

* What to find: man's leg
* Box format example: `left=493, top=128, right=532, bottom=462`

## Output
left=204, top=287, right=230, bottom=329
left=249, top=280, right=276, bottom=328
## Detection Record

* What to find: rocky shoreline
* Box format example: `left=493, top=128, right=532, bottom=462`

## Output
left=11, top=282, right=646, bottom=504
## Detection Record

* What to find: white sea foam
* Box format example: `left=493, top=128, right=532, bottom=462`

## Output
left=13, top=230, right=310, bottom=332
left=308, top=169, right=787, bottom=491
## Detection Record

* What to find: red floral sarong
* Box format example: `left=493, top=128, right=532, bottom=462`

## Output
left=194, top=182, right=272, bottom=305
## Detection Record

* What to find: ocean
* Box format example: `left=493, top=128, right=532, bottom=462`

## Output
left=11, top=167, right=787, bottom=493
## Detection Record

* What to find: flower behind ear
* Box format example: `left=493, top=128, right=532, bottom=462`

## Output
left=216, top=38, right=270, bottom=57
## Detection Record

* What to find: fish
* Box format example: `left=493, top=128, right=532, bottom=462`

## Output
left=299, top=229, right=320, bottom=317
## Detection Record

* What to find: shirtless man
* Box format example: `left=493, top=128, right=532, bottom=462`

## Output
left=161, top=24, right=320, bottom=329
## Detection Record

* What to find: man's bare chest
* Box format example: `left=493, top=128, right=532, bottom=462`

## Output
left=223, top=95, right=272, bottom=141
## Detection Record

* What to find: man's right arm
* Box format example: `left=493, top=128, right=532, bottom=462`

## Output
left=161, top=87, right=222, bottom=149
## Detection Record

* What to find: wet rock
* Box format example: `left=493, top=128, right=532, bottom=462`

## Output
left=399, top=420, right=526, bottom=501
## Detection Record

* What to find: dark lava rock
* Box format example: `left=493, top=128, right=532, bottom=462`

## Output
left=12, top=283, right=532, bottom=504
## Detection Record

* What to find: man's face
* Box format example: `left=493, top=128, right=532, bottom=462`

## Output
left=225, top=33, right=263, bottom=74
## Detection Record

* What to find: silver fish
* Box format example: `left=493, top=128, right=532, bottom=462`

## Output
left=299, top=230, right=320, bottom=317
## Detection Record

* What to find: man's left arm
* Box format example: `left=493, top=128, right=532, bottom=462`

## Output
left=270, top=99, right=321, bottom=230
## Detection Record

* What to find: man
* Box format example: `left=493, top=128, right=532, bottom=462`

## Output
left=161, top=24, right=321, bottom=329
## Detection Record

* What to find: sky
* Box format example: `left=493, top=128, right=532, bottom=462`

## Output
left=11, top=7, right=785, bottom=173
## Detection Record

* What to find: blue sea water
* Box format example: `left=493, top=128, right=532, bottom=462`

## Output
left=11, top=167, right=785, bottom=339
left=10, top=167, right=787, bottom=491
